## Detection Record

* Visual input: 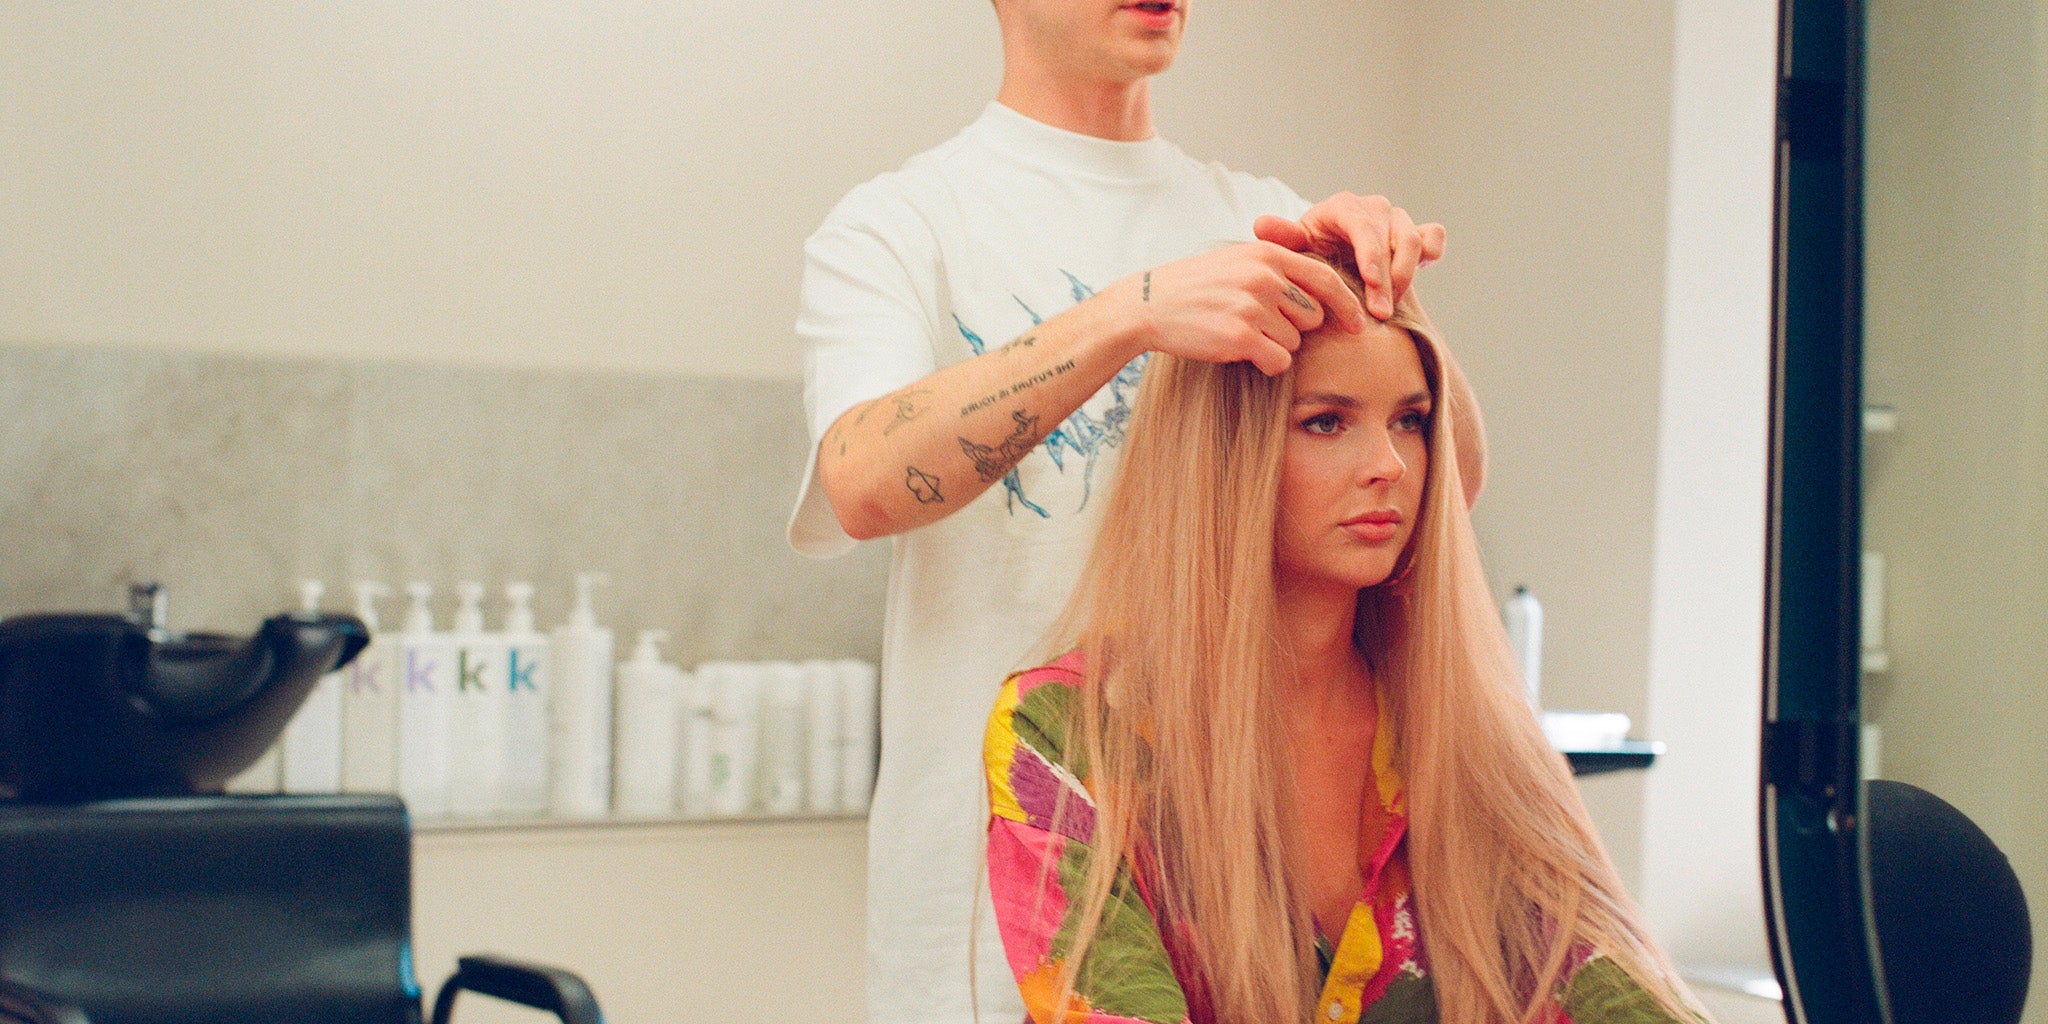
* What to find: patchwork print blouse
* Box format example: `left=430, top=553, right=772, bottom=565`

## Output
left=983, top=653, right=1692, bottom=1024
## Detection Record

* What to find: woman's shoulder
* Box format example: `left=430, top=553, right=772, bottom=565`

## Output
left=1559, top=955, right=1704, bottom=1024
left=985, top=651, right=1100, bottom=835
left=987, top=650, right=1089, bottom=765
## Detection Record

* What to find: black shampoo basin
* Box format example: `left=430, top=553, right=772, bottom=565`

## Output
left=0, top=611, right=367, bottom=801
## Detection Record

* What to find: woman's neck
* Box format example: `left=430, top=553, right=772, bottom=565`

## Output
left=1274, top=579, right=1372, bottom=712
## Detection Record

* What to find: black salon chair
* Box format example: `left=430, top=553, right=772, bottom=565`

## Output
left=0, top=793, right=601, bottom=1024
left=1868, top=778, right=2031, bottom=1024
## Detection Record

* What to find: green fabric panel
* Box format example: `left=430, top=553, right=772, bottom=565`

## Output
left=1356, top=975, right=1438, bottom=1024
left=1015, top=676, right=1088, bottom=779
left=1051, top=831, right=1188, bottom=1023
left=1560, top=957, right=1693, bottom=1024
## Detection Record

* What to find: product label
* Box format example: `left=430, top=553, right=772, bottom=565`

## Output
left=405, top=651, right=437, bottom=693
left=351, top=653, right=385, bottom=694
left=507, top=649, right=539, bottom=692
left=457, top=650, right=490, bottom=692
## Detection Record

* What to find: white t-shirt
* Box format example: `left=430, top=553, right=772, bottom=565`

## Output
left=789, top=102, right=1308, bottom=1024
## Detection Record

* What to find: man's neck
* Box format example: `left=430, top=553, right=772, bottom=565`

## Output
left=995, top=71, right=1156, bottom=142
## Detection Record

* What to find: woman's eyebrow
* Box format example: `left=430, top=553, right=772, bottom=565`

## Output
left=1290, top=390, right=1433, bottom=409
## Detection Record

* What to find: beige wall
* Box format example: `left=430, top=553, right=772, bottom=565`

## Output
left=1864, top=0, right=2048, bottom=1015
left=2, top=1, right=1784, bottom=1020
left=1641, top=0, right=1778, bottom=984
left=412, top=818, right=867, bottom=1024
left=0, top=2, right=1396, bottom=379
left=1367, top=0, right=1680, bottom=892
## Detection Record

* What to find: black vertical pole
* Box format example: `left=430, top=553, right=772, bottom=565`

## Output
left=1762, top=0, right=1886, bottom=1020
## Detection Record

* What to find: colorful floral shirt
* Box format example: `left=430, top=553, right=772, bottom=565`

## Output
left=983, top=653, right=1693, bottom=1024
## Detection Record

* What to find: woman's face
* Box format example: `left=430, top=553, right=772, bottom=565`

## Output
left=1273, top=318, right=1432, bottom=597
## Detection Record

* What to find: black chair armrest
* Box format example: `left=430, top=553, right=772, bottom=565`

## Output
left=0, top=980, right=91, bottom=1024
left=429, top=954, right=602, bottom=1024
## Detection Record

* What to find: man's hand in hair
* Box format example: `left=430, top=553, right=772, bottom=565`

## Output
left=1254, top=192, right=1445, bottom=321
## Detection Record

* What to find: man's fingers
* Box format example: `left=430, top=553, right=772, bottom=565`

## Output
left=1253, top=214, right=1310, bottom=251
left=1249, top=337, right=1295, bottom=376
left=1387, top=207, right=1422, bottom=303
left=1418, top=222, right=1447, bottom=266
left=1271, top=245, right=1364, bottom=333
left=1334, top=203, right=1395, bottom=320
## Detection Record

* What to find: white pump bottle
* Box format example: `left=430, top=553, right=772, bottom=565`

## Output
left=499, top=581, right=551, bottom=817
left=549, top=573, right=615, bottom=819
left=397, top=582, right=456, bottom=817
left=613, top=630, right=681, bottom=818
left=340, top=581, right=400, bottom=793
left=447, top=581, right=505, bottom=817
left=281, top=580, right=345, bottom=793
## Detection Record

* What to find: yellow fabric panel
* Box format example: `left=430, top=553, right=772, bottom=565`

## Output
left=987, top=674, right=1029, bottom=824
left=1317, top=902, right=1384, bottom=1024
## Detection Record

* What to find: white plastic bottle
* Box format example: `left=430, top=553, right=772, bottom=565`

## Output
left=1502, top=585, right=1544, bottom=709
left=281, top=580, right=345, bottom=793
left=341, top=581, right=400, bottom=793
left=758, top=662, right=807, bottom=816
left=499, top=581, right=551, bottom=817
left=709, top=662, right=763, bottom=817
left=548, top=572, right=614, bottom=819
left=676, top=661, right=717, bottom=818
left=836, top=659, right=879, bottom=814
left=397, top=582, right=456, bottom=817
left=614, top=630, right=682, bottom=817
left=802, top=660, right=843, bottom=816
left=447, top=581, right=505, bottom=818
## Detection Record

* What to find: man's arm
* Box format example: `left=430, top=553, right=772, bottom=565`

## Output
left=818, top=241, right=1360, bottom=540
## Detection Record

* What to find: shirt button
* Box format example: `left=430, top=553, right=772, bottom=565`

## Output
left=1326, top=1001, right=1344, bottom=1020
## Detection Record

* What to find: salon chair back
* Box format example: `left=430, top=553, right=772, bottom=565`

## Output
left=0, top=794, right=601, bottom=1024
left=0, top=794, right=417, bottom=1024
left=1868, top=778, right=2032, bottom=1024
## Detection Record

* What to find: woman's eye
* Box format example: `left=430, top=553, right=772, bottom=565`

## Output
left=1302, top=413, right=1343, bottom=435
left=1395, top=410, right=1429, bottom=432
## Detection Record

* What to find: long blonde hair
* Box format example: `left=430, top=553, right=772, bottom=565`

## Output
left=1034, top=272, right=1706, bottom=1024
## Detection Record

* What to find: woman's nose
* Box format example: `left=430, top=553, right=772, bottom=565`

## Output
left=1357, top=428, right=1406, bottom=486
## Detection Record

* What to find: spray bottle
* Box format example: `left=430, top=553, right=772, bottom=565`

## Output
left=1502, top=584, right=1544, bottom=709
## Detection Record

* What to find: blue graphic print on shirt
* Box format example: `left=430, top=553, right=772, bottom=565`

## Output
left=954, top=271, right=1149, bottom=520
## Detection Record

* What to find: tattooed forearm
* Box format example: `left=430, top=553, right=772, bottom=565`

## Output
left=958, top=359, right=1079, bottom=418
left=905, top=466, right=945, bottom=504
left=827, top=399, right=872, bottom=457
left=883, top=389, right=932, bottom=436
left=1282, top=283, right=1317, bottom=315
left=958, top=409, right=1043, bottom=483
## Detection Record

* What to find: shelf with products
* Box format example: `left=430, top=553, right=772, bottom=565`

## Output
left=413, top=807, right=865, bottom=835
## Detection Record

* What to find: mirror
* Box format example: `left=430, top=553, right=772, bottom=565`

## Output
left=1768, top=0, right=2043, bottom=1021
left=1861, top=0, right=2045, bottom=1018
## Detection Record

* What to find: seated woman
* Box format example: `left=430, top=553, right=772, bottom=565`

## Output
left=983, top=257, right=1709, bottom=1024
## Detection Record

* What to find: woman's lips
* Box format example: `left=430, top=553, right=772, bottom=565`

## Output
left=1341, top=512, right=1402, bottom=543
left=1122, top=2, right=1178, bottom=29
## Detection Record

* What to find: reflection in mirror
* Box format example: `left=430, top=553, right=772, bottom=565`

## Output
left=1862, top=0, right=2045, bottom=1020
